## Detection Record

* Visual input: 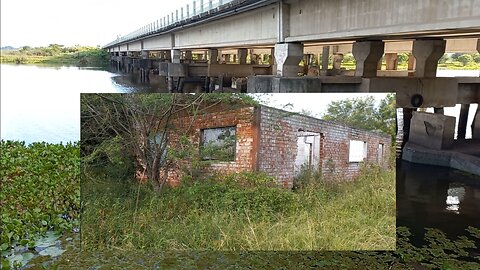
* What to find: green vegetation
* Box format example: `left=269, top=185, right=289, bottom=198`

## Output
left=322, top=93, right=396, bottom=141
left=81, top=164, right=395, bottom=251
left=334, top=52, right=480, bottom=70
left=0, top=141, right=80, bottom=252
left=0, top=44, right=108, bottom=66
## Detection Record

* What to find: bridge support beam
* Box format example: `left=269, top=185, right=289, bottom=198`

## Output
left=412, top=39, right=446, bottom=78
left=352, top=41, right=384, bottom=77
left=274, top=43, right=303, bottom=77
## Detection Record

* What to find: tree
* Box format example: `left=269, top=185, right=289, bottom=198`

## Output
left=457, top=54, right=473, bottom=66
left=322, top=94, right=396, bottom=141
left=473, top=53, right=480, bottom=64
left=81, top=93, right=258, bottom=192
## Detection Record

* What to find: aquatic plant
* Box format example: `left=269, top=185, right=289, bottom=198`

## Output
left=0, top=141, right=80, bottom=252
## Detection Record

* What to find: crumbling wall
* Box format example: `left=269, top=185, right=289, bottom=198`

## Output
left=163, top=106, right=258, bottom=186
left=258, top=106, right=391, bottom=188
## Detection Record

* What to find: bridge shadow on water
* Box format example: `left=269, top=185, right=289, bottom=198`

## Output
left=397, top=160, right=480, bottom=247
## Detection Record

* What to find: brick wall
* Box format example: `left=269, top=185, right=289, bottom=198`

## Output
left=162, top=106, right=258, bottom=185
left=161, top=104, right=391, bottom=188
left=258, top=106, right=391, bottom=188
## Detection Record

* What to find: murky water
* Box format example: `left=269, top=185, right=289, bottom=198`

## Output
left=397, top=160, right=480, bottom=246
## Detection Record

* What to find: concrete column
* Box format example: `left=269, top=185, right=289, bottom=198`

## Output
left=269, top=48, right=275, bottom=65
left=141, top=50, right=149, bottom=59
left=402, top=108, right=415, bottom=147
left=274, top=43, right=303, bottom=77
left=164, top=50, right=172, bottom=62
left=302, top=54, right=310, bottom=74
left=332, top=53, right=343, bottom=75
left=224, top=54, right=231, bottom=63
left=208, top=49, right=218, bottom=64
left=184, top=50, right=193, bottom=63
left=472, top=106, right=480, bottom=140
left=352, top=41, right=385, bottom=78
left=385, top=53, right=398, bottom=70
left=238, top=48, right=248, bottom=64
left=458, top=104, right=470, bottom=139
left=412, top=39, right=446, bottom=78
left=171, top=49, right=181, bottom=64
left=321, top=46, right=330, bottom=75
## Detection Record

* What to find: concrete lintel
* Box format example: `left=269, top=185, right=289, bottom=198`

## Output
left=208, top=64, right=271, bottom=77
left=352, top=41, right=385, bottom=78
left=412, top=39, right=446, bottom=78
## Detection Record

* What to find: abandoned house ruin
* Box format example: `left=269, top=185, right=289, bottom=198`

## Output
left=154, top=103, right=391, bottom=188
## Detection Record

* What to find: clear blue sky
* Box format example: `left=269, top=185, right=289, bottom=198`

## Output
left=1, top=0, right=192, bottom=48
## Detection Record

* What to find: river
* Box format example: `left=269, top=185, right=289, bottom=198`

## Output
left=0, top=64, right=167, bottom=144
left=1, top=64, right=479, bottom=268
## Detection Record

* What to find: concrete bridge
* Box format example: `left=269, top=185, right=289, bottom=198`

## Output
left=104, top=0, right=480, bottom=89
left=104, top=0, right=480, bottom=174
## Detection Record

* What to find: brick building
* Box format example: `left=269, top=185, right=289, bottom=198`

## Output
left=161, top=103, right=391, bottom=188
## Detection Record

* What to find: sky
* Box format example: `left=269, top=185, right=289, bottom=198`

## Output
left=254, top=93, right=390, bottom=118
left=1, top=0, right=192, bottom=48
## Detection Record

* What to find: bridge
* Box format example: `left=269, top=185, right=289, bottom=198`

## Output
left=104, top=0, right=480, bottom=175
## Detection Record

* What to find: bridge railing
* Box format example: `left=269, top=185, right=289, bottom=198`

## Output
left=104, top=0, right=236, bottom=48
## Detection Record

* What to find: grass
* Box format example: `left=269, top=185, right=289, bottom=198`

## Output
left=81, top=165, right=396, bottom=251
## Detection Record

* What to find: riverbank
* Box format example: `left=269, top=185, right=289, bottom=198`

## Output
left=0, top=47, right=108, bottom=67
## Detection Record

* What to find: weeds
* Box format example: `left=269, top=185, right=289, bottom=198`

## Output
left=82, top=165, right=395, bottom=251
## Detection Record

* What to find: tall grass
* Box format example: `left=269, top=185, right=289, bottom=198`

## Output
left=81, top=165, right=395, bottom=251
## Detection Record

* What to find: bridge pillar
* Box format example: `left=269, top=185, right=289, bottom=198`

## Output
left=238, top=49, right=248, bottom=64
left=458, top=104, right=470, bottom=140
left=320, top=46, right=329, bottom=76
left=412, top=39, right=446, bottom=78
left=185, top=50, right=193, bottom=63
left=352, top=40, right=384, bottom=77
left=274, top=43, right=303, bottom=77
left=385, top=53, right=398, bottom=70
left=473, top=106, right=480, bottom=140
left=171, top=49, right=181, bottom=63
left=208, top=49, right=219, bottom=64
left=332, top=53, right=344, bottom=75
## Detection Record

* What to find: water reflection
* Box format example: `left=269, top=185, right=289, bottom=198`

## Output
left=397, top=160, right=480, bottom=245
left=0, top=64, right=167, bottom=144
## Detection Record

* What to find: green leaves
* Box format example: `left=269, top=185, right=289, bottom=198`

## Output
left=322, top=94, right=396, bottom=141
left=0, top=140, right=80, bottom=250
